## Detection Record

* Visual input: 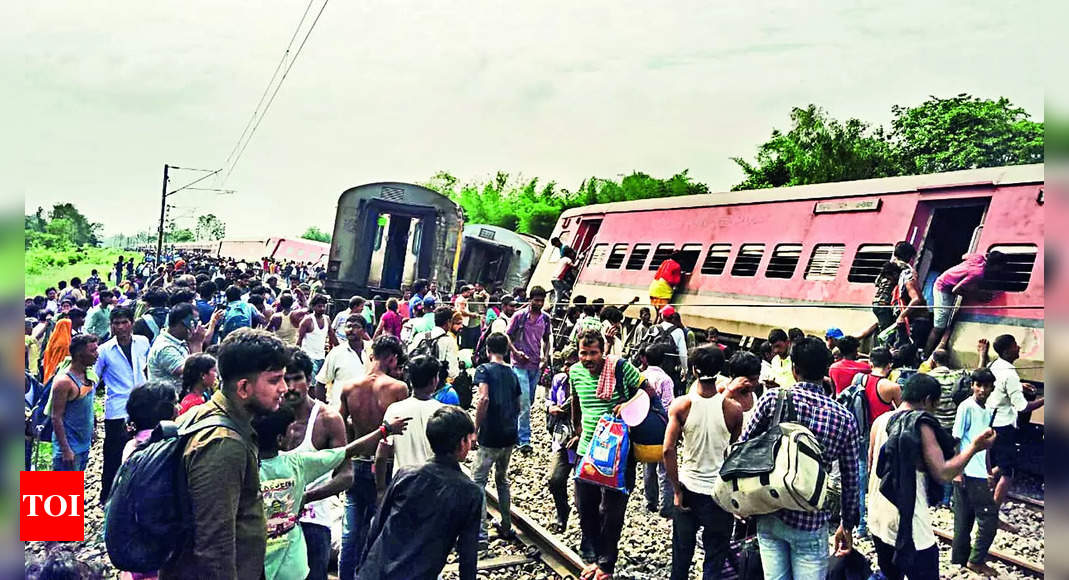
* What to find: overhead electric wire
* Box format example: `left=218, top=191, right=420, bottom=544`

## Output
left=222, top=0, right=331, bottom=185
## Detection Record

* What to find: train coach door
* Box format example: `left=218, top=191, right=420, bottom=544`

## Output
left=572, top=217, right=602, bottom=270
left=909, top=198, right=990, bottom=299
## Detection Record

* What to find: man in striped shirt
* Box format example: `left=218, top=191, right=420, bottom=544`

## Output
left=740, top=337, right=859, bottom=579
left=569, top=328, right=643, bottom=579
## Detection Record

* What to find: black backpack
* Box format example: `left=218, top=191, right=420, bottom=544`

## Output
left=409, top=332, right=449, bottom=385
left=631, top=325, right=682, bottom=388
left=837, top=373, right=873, bottom=448
left=952, top=371, right=974, bottom=406
left=104, top=415, right=239, bottom=573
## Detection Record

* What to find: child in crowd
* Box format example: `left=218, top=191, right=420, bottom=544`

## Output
left=178, top=353, right=217, bottom=416
left=546, top=346, right=578, bottom=533
left=951, top=368, right=1000, bottom=577
left=254, top=407, right=410, bottom=580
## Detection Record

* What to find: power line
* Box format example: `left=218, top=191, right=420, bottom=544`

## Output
left=220, top=0, right=317, bottom=177
left=222, top=0, right=331, bottom=185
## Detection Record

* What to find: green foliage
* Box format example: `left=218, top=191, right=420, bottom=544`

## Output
left=46, top=203, right=102, bottom=246
left=168, top=228, right=195, bottom=243
left=25, top=245, right=140, bottom=296
left=732, top=95, right=1043, bottom=190
left=731, top=104, right=900, bottom=190
left=891, top=94, right=1044, bottom=174
left=195, top=214, right=226, bottom=241
left=424, top=170, right=706, bottom=238
left=301, top=226, right=331, bottom=243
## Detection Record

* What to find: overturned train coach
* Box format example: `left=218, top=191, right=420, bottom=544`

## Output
left=325, top=182, right=464, bottom=299
left=529, top=164, right=1045, bottom=383
left=457, top=224, right=546, bottom=293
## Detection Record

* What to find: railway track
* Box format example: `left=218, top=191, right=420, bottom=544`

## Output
left=449, top=466, right=584, bottom=579
left=1007, top=492, right=1044, bottom=512
left=931, top=527, right=1044, bottom=576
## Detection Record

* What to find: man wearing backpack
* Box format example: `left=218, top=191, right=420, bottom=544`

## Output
left=506, top=285, right=552, bottom=455
left=156, top=329, right=289, bottom=580
left=220, top=285, right=265, bottom=341
left=133, top=287, right=170, bottom=344
left=407, top=305, right=461, bottom=383
left=639, top=306, right=687, bottom=396
left=842, top=345, right=901, bottom=536
left=740, top=337, right=860, bottom=579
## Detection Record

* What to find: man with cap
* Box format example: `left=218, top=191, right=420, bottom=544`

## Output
left=652, top=306, right=689, bottom=394
left=410, top=296, right=437, bottom=336
left=825, top=327, right=844, bottom=352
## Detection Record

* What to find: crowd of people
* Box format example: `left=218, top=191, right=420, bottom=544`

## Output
left=23, top=238, right=1042, bottom=580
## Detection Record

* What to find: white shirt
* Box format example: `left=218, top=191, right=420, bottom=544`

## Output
left=953, top=398, right=992, bottom=479
left=331, top=308, right=352, bottom=343
left=94, top=335, right=151, bottom=419
left=490, top=313, right=511, bottom=335
left=988, top=357, right=1026, bottom=428
left=868, top=409, right=936, bottom=551
left=316, top=342, right=366, bottom=409
left=408, top=327, right=460, bottom=380
left=382, top=397, right=444, bottom=469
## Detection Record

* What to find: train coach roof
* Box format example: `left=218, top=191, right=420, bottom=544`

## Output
left=560, top=163, right=1044, bottom=218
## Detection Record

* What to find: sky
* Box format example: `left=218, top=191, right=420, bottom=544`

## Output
left=7, top=0, right=1043, bottom=239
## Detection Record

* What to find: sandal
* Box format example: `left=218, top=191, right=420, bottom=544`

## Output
left=580, top=563, right=600, bottom=580
left=594, top=569, right=613, bottom=580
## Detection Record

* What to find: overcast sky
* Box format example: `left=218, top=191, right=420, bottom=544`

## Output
left=8, top=0, right=1042, bottom=239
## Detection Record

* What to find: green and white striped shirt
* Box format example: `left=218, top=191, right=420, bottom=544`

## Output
left=570, top=358, right=643, bottom=455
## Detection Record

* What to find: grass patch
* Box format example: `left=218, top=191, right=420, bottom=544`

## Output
left=25, top=246, right=142, bottom=297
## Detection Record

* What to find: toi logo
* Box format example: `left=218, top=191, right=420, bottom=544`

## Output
left=20, top=471, right=85, bottom=541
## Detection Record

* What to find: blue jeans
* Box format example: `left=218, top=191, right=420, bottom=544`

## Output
left=756, top=517, right=829, bottom=580
left=339, top=460, right=376, bottom=580
left=302, top=522, right=331, bottom=580
left=513, top=366, right=539, bottom=447
left=858, top=453, right=868, bottom=534
left=52, top=449, right=90, bottom=471
left=472, top=445, right=514, bottom=542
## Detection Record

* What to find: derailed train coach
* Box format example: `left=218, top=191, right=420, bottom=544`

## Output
left=457, top=224, right=546, bottom=292
left=325, top=182, right=464, bottom=298
left=529, top=164, right=1045, bottom=383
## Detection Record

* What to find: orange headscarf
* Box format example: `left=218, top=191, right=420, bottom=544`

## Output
left=42, top=318, right=72, bottom=384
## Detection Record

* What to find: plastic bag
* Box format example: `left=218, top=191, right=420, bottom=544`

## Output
left=574, top=414, right=630, bottom=493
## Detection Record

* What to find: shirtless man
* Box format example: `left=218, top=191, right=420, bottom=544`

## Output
left=282, top=348, right=353, bottom=580
left=337, top=335, right=409, bottom=580
left=266, top=293, right=305, bottom=345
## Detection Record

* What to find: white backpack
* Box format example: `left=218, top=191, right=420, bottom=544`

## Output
left=713, top=389, right=829, bottom=517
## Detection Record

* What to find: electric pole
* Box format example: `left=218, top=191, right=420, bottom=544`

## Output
left=156, top=164, right=169, bottom=260
left=154, top=165, right=232, bottom=262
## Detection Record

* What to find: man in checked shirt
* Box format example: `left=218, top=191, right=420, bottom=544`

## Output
left=740, top=337, right=859, bottom=579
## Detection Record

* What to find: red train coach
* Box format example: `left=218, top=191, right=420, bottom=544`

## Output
left=529, top=164, right=1044, bottom=382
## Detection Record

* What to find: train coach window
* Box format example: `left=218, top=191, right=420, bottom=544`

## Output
left=648, top=244, right=676, bottom=271
left=766, top=244, right=803, bottom=279
left=589, top=244, right=609, bottom=268
left=847, top=244, right=894, bottom=283
left=804, top=244, right=846, bottom=281
left=731, top=244, right=765, bottom=277
left=700, top=244, right=732, bottom=275
left=677, top=244, right=703, bottom=273
left=626, top=244, right=651, bottom=270
left=982, top=244, right=1038, bottom=292
left=606, top=244, right=629, bottom=269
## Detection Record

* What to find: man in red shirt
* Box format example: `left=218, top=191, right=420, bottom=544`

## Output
left=829, top=335, right=872, bottom=395
left=649, top=251, right=683, bottom=310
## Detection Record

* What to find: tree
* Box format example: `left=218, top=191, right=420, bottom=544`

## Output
left=424, top=170, right=705, bottom=237
left=195, top=214, right=226, bottom=241
left=168, top=229, right=195, bottom=243
left=301, top=226, right=331, bottom=243
left=731, top=96, right=1043, bottom=190
left=891, top=94, right=1044, bottom=174
left=47, top=203, right=103, bottom=246
left=731, top=104, right=900, bottom=190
